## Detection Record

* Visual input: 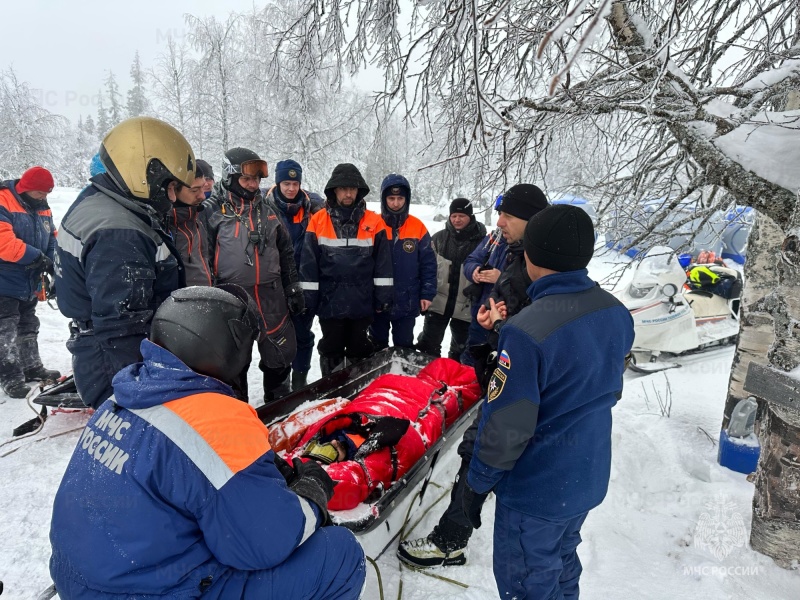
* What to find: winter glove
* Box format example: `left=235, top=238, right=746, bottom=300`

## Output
left=273, top=453, right=297, bottom=484
left=462, top=482, right=490, bottom=529
left=26, top=253, right=53, bottom=276
left=289, top=458, right=335, bottom=526
left=285, top=282, right=306, bottom=316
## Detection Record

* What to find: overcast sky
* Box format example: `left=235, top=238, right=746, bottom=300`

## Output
left=0, top=0, right=262, bottom=122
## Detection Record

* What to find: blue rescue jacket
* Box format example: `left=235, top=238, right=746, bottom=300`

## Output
left=463, top=232, right=509, bottom=315
left=300, top=200, right=393, bottom=320
left=379, top=175, right=437, bottom=319
left=468, top=270, right=634, bottom=519
left=55, top=174, right=184, bottom=408
left=50, top=340, right=325, bottom=599
left=0, top=181, right=56, bottom=300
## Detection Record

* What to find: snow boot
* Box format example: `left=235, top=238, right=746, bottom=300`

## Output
left=2, top=379, right=30, bottom=399
left=24, top=365, right=61, bottom=382
left=397, top=533, right=467, bottom=569
left=291, top=370, right=309, bottom=391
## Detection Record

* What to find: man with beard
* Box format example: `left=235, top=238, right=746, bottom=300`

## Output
left=0, top=167, right=60, bottom=398
left=299, top=163, right=393, bottom=376
left=265, top=159, right=322, bottom=391
left=416, top=199, right=486, bottom=360
left=206, top=148, right=304, bottom=403
left=56, top=117, right=194, bottom=409
left=167, top=171, right=213, bottom=286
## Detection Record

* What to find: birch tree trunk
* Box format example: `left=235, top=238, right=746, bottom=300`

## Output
left=606, top=1, right=800, bottom=568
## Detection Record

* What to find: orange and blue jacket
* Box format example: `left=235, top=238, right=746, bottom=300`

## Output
left=0, top=181, right=56, bottom=300
left=300, top=200, right=393, bottom=319
left=50, top=339, right=325, bottom=599
left=379, top=174, right=437, bottom=319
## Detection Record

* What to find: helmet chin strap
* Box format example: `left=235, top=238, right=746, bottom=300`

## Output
left=149, top=186, right=175, bottom=216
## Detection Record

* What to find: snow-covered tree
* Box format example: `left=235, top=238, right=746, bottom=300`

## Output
left=0, top=68, right=68, bottom=180
left=186, top=14, right=245, bottom=157
left=104, top=70, right=123, bottom=127
left=96, top=92, right=111, bottom=138
left=151, top=36, right=194, bottom=135
left=126, top=51, right=150, bottom=118
left=275, top=0, right=800, bottom=567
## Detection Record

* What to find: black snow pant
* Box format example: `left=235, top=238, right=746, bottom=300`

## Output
left=318, top=316, right=374, bottom=376
left=416, top=312, right=470, bottom=361
left=430, top=403, right=484, bottom=551
left=0, top=296, right=42, bottom=385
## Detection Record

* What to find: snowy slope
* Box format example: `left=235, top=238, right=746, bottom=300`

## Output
left=0, top=189, right=798, bottom=599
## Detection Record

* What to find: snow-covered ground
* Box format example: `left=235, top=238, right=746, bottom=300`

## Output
left=0, top=188, right=798, bottom=599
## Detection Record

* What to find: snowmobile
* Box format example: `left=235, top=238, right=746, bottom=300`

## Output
left=615, top=246, right=742, bottom=373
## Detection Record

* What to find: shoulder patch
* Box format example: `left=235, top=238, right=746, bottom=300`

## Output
left=402, top=239, right=417, bottom=253
left=487, top=368, right=507, bottom=402
left=498, top=350, right=510, bottom=369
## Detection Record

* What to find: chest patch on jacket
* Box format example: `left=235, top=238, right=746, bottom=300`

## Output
left=498, top=350, right=511, bottom=369
left=487, top=369, right=506, bottom=402
left=402, top=239, right=416, bottom=253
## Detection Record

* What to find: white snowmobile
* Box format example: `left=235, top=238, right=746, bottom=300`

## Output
left=614, top=246, right=742, bottom=373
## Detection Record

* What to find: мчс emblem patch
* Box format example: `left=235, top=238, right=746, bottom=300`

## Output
left=288, top=169, right=298, bottom=178
left=402, top=239, right=416, bottom=253
left=487, top=368, right=507, bottom=402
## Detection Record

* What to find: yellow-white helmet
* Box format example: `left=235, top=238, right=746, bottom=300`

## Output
left=99, top=117, right=195, bottom=210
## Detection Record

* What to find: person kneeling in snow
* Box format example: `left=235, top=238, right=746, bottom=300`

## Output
left=49, top=285, right=365, bottom=600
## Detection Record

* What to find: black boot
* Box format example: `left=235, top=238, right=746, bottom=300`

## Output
left=291, top=370, right=309, bottom=391
left=2, top=379, right=30, bottom=398
left=264, top=369, right=291, bottom=404
left=320, top=355, right=345, bottom=377
left=23, top=365, right=61, bottom=382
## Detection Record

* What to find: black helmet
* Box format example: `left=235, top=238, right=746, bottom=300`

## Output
left=222, top=147, right=268, bottom=200
left=150, top=285, right=263, bottom=386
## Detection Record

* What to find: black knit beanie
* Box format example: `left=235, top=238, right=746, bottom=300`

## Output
left=496, top=184, right=548, bottom=221
left=523, top=204, right=595, bottom=271
left=449, top=198, right=473, bottom=216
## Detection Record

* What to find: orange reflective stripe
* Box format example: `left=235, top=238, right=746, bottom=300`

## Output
left=0, top=189, right=27, bottom=214
left=308, top=211, right=337, bottom=240
left=357, top=211, right=388, bottom=240
left=0, top=220, right=27, bottom=263
left=165, top=392, right=271, bottom=475
left=398, top=216, right=429, bottom=241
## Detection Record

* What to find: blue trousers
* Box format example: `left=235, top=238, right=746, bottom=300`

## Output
left=207, top=526, right=366, bottom=600
left=369, top=312, right=416, bottom=348
left=291, top=311, right=316, bottom=372
left=493, top=504, right=588, bottom=599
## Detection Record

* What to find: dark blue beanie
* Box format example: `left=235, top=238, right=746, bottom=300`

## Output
left=276, top=159, right=302, bottom=184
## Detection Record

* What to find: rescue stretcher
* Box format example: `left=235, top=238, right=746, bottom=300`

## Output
left=27, top=348, right=483, bottom=537
left=256, top=347, right=482, bottom=535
